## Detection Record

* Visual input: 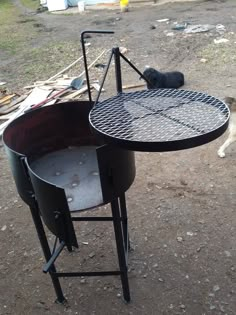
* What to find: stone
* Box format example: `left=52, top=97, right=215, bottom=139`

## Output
left=1, top=225, right=7, bottom=231
left=166, top=32, right=175, bottom=37
left=186, top=231, right=194, bottom=236
left=214, top=38, right=229, bottom=44
left=224, top=251, right=231, bottom=257
left=180, top=179, right=188, bottom=185
left=213, top=285, right=220, bottom=292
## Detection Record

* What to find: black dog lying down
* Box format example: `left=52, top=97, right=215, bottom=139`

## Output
left=142, top=67, right=185, bottom=89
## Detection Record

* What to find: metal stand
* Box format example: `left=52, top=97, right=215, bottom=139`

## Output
left=81, top=30, right=114, bottom=102
left=17, top=32, right=136, bottom=303
left=80, top=30, right=155, bottom=107
left=29, top=194, right=130, bottom=303
left=111, top=198, right=130, bottom=302
left=93, top=46, right=154, bottom=106
left=29, top=205, right=66, bottom=303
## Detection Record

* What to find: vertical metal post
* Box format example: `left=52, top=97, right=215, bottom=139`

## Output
left=81, top=33, right=92, bottom=102
left=113, top=47, right=123, bottom=94
left=29, top=206, right=66, bottom=303
left=111, top=198, right=130, bottom=302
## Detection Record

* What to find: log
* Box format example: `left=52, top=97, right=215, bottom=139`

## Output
left=64, top=86, right=89, bottom=99
left=0, top=94, right=16, bottom=105
left=122, top=83, right=146, bottom=90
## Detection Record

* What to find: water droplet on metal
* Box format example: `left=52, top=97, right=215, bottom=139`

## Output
left=72, top=182, right=78, bottom=187
left=67, top=197, right=73, bottom=203
left=55, top=172, right=61, bottom=176
left=92, top=171, right=99, bottom=176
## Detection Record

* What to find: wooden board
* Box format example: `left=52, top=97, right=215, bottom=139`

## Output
left=0, top=94, right=16, bottom=105
left=0, top=103, right=21, bottom=117
left=64, top=86, right=89, bottom=99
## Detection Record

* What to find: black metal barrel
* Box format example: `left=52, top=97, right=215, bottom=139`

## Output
left=3, top=101, right=136, bottom=211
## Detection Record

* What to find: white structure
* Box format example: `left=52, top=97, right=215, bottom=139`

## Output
left=46, top=0, right=68, bottom=11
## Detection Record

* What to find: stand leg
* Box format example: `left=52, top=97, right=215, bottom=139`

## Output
left=111, top=199, right=130, bottom=302
left=29, top=206, right=66, bottom=303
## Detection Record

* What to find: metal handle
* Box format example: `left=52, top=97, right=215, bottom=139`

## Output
left=80, top=30, right=114, bottom=102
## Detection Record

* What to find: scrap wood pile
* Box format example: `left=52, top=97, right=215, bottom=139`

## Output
left=0, top=49, right=108, bottom=137
left=0, top=47, right=146, bottom=137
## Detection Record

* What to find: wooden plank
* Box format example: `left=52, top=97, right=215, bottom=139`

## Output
left=24, top=78, right=77, bottom=89
left=0, top=103, right=22, bottom=119
left=122, top=83, right=146, bottom=89
left=0, top=103, right=21, bottom=116
left=0, top=94, right=16, bottom=105
left=91, top=83, right=105, bottom=92
left=6, top=94, right=27, bottom=109
left=64, top=86, right=88, bottom=99
left=52, top=89, right=71, bottom=99
left=19, top=87, right=53, bottom=109
left=24, top=81, right=58, bottom=89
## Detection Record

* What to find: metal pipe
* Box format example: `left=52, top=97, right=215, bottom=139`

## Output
left=55, top=271, right=121, bottom=277
left=111, top=198, right=131, bottom=302
left=43, top=241, right=65, bottom=273
left=113, top=47, right=123, bottom=94
left=119, top=51, right=155, bottom=88
left=29, top=206, right=66, bottom=303
left=93, top=49, right=114, bottom=106
left=80, top=30, right=114, bottom=102
left=72, top=216, right=116, bottom=221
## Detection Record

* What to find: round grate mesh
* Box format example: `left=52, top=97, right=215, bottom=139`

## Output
left=89, top=89, right=230, bottom=151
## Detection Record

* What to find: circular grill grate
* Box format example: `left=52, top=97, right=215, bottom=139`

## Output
left=89, top=89, right=230, bottom=150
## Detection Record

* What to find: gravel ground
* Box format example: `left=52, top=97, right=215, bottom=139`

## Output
left=0, top=0, right=236, bottom=314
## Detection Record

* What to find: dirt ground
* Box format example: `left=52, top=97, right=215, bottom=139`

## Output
left=1, top=0, right=236, bottom=314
